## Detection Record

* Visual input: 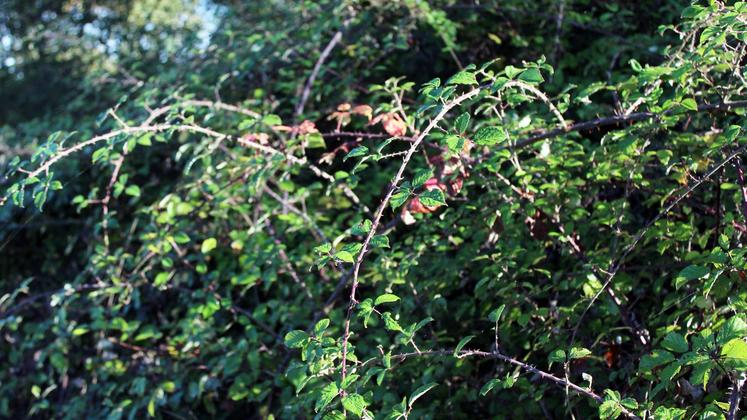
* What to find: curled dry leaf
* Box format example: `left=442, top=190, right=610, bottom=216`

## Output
left=351, top=105, right=373, bottom=121
left=297, top=120, right=318, bottom=135
left=408, top=196, right=437, bottom=214
left=401, top=177, right=446, bottom=224
left=400, top=147, right=472, bottom=224
left=329, top=104, right=373, bottom=131
left=370, top=112, right=407, bottom=137
left=242, top=132, right=270, bottom=145
left=271, top=120, right=318, bottom=135
left=383, top=115, right=407, bottom=137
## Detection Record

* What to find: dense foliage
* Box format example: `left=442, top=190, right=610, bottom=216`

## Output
left=1, top=1, right=747, bottom=418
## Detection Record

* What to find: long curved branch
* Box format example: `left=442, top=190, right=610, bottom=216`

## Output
left=358, top=348, right=640, bottom=419
left=510, top=100, right=747, bottom=149
left=339, top=87, right=482, bottom=384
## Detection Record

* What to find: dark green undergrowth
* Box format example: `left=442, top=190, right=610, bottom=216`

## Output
left=1, top=1, right=746, bottom=419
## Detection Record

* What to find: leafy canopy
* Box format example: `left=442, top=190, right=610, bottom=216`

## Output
left=1, top=1, right=747, bottom=419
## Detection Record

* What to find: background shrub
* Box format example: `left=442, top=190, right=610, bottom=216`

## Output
left=1, top=1, right=746, bottom=418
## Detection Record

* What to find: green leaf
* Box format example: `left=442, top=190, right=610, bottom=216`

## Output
left=352, top=220, right=372, bottom=236
left=173, top=232, right=190, bottom=244
left=390, top=189, right=411, bottom=209
left=358, top=299, right=374, bottom=328
left=412, top=168, right=434, bottom=188
left=147, top=398, right=156, bottom=417
left=569, top=347, right=591, bottom=360
left=454, top=335, right=475, bottom=356
left=445, top=135, right=465, bottom=153
left=125, top=185, right=141, bottom=197
left=305, top=132, right=326, bottom=148
left=314, top=319, right=330, bottom=335
left=674, top=265, right=708, bottom=289
left=92, top=147, right=109, bottom=163
left=409, top=382, right=437, bottom=407
left=382, top=312, right=403, bottom=332
left=315, top=382, right=338, bottom=412
left=680, top=98, right=698, bottom=111
left=344, top=146, right=369, bottom=162
left=504, top=65, right=523, bottom=79
left=548, top=349, right=566, bottom=366
left=370, top=235, right=390, bottom=248
left=375, top=293, right=400, bottom=306
left=420, top=78, right=441, bottom=95
left=284, top=330, right=308, bottom=349
left=620, top=398, right=638, bottom=410
left=322, top=411, right=345, bottom=420
left=724, top=125, right=741, bottom=141
left=446, top=71, right=477, bottom=86
left=418, top=189, right=446, bottom=207
left=34, top=189, right=48, bottom=210
left=228, top=374, right=250, bottom=400
left=340, top=374, right=359, bottom=390
left=640, top=349, right=675, bottom=373
left=72, top=327, right=89, bottom=336
left=473, top=126, right=506, bottom=146
left=719, top=316, right=747, bottom=344
left=414, top=317, right=434, bottom=333
left=689, top=360, right=713, bottom=387
left=201, top=238, right=218, bottom=254
left=137, top=134, right=152, bottom=146
left=262, top=114, right=282, bottom=125
left=488, top=304, right=506, bottom=323
left=629, top=59, right=642, bottom=72
left=314, top=243, right=332, bottom=254
left=721, top=338, right=747, bottom=369
left=518, top=68, right=544, bottom=84
left=480, top=378, right=502, bottom=396
left=455, top=112, right=470, bottom=133
left=341, top=393, right=367, bottom=417
left=334, top=250, right=355, bottom=263
left=161, top=381, right=176, bottom=393
left=154, top=272, right=171, bottom=287
left=599, top=400, right=622, bottom=420
left=661, top=332, right=688, bottom=353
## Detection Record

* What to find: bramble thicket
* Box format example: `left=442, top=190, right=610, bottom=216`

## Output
left=1, top=1, right=746, bottom=418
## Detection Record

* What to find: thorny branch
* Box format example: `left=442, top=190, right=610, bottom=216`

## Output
left=339, top=87, right=481, bottom=388
left=358, top=348, right=640, bottom=419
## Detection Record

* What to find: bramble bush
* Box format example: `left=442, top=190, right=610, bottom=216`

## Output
left=1, top=0, right=746, bottom=418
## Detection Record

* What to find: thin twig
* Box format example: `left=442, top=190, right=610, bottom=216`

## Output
left=571, top=143, right=747, bottom=347
left=263, top=186, right=327, bottom=242
left=0, top=284, right=105, bottom=320
left=295, top=20, right=349, bottom=118
left=734, top=155, right=747, bottom=222
left=727, top=371, right=745, bottom=420
left=358, top=348, right=640, bottom=419
left=100, top=148, right=128, bottom=252
left=320, top=131, right=415, bottom=141
left=266, top=221, right=314, bottom=300
left=551, top=0, right=566, bottom=67
left=509, top=100, right=747, bottom=150
left=179, top=99, right=261, bottom=118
